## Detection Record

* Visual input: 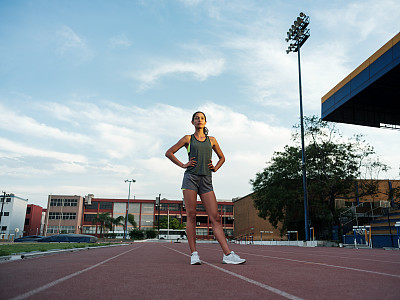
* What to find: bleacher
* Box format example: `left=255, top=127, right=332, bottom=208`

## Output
left=342, top=208, right=400, bottom=248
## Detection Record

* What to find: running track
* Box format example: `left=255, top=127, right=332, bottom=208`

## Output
left=0, top=242, right=399, bottom=299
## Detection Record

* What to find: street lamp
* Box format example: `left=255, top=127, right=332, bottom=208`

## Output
left=285, top=12, right=310, bottom=241
left=124, top=179, right=136, bottom=240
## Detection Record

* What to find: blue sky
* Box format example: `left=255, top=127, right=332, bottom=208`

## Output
left=1, top=0, right=399, bottom=208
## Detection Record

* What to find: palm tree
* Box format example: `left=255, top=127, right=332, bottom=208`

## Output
left=92, top=213, right=112, bottom=237
left=121, top=214, right=137, bottom=238
left=111, top=216, right=125, bottom=235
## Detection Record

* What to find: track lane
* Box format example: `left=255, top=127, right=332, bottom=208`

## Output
left=1, top=242, right=399, bottom=300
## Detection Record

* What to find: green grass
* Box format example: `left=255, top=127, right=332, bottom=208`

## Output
left=0, top=243, right=115, bottom=256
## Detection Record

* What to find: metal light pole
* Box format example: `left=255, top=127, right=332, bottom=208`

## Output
left=124, top=179, right=136, bottom=240
left=156, top=194, right=161, bottom=239
left=285, top=12, right=311, bottom=241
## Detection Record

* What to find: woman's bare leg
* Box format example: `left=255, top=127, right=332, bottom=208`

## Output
left=183, top=189, right=198, bottom=253
left=200, top=191, right=231, bottom=255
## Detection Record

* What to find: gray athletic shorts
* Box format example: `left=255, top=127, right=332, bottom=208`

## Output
left=181, top=173, right=213, bottom=195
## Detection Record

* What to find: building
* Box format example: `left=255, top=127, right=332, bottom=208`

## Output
left=233, top=194, right=283, bottom=242
left=0, top=193, right=28, bottom=239
left=321, top=32, right=400, bottom=129
left=335, top=179, right=400, bottom=208
left=81, top=197, right=234, bottom=239
left=45, top=195, right=234, bottom=239
left=44, top=195, right=84, bottom=235
left=24, top=204, right=45, bottom=236
left=236, top=180, right=400, bottom=242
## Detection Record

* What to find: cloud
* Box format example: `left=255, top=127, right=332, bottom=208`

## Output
left=56, top=25, right=92, bottom=63
left=316, top=0, right=400, bottom=42
left=0, top=104, right=92, bottom=144
left=0, top=137, right=87, bottom=163
left=108, top=34, right=133, bottom=48
left=133, top=58, right=225, bottom=90
left=0, top=99, right=292, bottom=204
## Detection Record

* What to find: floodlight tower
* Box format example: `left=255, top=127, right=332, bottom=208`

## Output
left=285, top=12, right=311, bottom=241
left=124, top=179, right=136, bottom=240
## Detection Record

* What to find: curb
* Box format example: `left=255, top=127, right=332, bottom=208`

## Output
left=0, top=243, right=130, bottom=263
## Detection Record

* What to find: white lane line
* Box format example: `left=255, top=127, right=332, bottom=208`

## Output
left=10, top=245, right=143, bottom=300
left=239, top=248, right=400, bottom=264
left=164, top=246, right=304, bottom=300
left=234, top=250, right=400, bottom=279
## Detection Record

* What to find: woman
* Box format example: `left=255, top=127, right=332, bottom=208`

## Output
left=165, top=111, right=246, bottom=265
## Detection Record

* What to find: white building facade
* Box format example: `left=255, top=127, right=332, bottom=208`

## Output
left=0, top=193, right=28, bottom=239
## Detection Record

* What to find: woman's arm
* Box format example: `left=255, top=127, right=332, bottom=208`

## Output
left=165, top=135, right=196, bottom=169
left=208, top=136, right=225, bottom=172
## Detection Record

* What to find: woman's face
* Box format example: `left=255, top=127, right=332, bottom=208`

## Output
left=192, top=112, right=206, bottom=128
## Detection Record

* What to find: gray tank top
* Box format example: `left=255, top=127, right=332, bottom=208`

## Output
left=185, top=134, right=212, bottom=176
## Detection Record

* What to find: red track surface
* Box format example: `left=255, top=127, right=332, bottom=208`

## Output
left=1, top=242, right=399, bottom=300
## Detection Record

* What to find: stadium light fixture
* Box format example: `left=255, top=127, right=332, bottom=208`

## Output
left=285, top=12, right=311, bottom=241
left=124, top=179, right=136, bottom=240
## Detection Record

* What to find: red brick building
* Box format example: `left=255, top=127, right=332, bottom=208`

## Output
left=81, top=198, right=234, bottom=239
left=24, top=204, right=44, bottom=236
left=45, top=195, right=234, bottom=239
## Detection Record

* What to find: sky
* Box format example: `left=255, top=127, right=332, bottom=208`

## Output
left=1, top=0, right=399, bottom=208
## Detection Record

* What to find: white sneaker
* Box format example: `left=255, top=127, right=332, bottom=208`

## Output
left=191, top=251, right=201, bottom=265
left=223, top=251, right=246, bottom=264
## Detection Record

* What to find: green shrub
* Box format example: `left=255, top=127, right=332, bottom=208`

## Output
left=129, top=228, right=145, bottom=240
left=145, top=229, right=157, bottom=239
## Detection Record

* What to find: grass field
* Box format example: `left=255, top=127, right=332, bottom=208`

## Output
left=0, top=243, right=115, bottom=256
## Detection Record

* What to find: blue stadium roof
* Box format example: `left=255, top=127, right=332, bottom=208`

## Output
left=321, top=32, right=400, bottom=129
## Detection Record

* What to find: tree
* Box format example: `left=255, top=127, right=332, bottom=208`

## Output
left=92, top=213, right=113, bottom=237
left=119, top=214, right=137, bottom=239
left=159, top=216, right=185, bottom=229
left=129, top=228, right=145, bottom=240
left=250, top=116, right=388, bottom=239
left=145, top=228, right=157, bottom=239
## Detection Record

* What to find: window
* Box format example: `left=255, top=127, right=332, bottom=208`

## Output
left=196, top=228, right=207, bottom=235
left=140, top=214, right=153, bottom=227
left=82, top=226, right=96, bottom=234
left=50, top=198, right=78, bottom=207
left=196, top=204, right=206, bottom=212
left=168, top=204, right=180, bottom=211
left=48, top=212, right=76, bottom=220
left=25, top=218, right=30, bottom=225
left=47, top=226, right=75, bottom=234
left=26, top=207, right=31, bottom=214
left=220, top=205, right=233, bottom=213
left=222, top=217, right=234, bottom=225
left=196, top=216, right=208, bottom=224
left=84, top=214, right=97, bottom=222
left=6, top=198, right=11, bottom=202
left=64, top=199, right=78, bottom=207
left=62, top=213, right=76, bottom=220
left=99, top=202, right=112, bottom=210
left=49, top=212, right=61, bottom=220
left=141, top=203, right=154, bottom=213
left=4, top=212, right=9, bottom=216
left=1, top=226, right=7, bottom=231
left=85, top=201, right=98, bottom=210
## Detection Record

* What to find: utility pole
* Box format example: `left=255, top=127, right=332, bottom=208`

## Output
left=124, top=179, right=136, bottom=240
left=0, top=191, right=6, bottom=226
left=157, top=194, right=161, bottom=236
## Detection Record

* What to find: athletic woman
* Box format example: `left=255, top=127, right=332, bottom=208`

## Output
left=165, top=111, right=246, bottom=265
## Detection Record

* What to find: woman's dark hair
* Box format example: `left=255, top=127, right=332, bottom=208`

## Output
left=192, top=111, right=209, bottom=136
